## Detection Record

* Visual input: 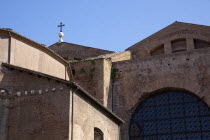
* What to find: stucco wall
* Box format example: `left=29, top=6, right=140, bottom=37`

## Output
left=112, top=48, right=210, bottom=139
left=10, top=38, right=69, bottom=80
left=0, top=36, right=9, bottom=63
left=72, top=91, right=119, bottom=140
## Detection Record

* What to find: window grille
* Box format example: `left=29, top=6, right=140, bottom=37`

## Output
left=129, top=91, right=210, bottom=140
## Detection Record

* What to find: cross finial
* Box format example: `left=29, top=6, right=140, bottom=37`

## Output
left=58, top=22, right=65, bottom=32
left=58, top=22, right=65, bottom=43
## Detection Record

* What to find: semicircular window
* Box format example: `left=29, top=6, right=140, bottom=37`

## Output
left=129, top=91, right=210, bottom=140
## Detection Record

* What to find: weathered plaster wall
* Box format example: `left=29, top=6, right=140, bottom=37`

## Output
left=113, top=48, right=210, bottom=139
left=49, top=42, right=114, bottom=60
left=0, top=36, right=9, bottom=63
left=10, top=38, right=69, bottom=80
left=72, top=59, right=112, bottom=107
left=72, top=92, right=120, bottom=140
left=103, top=59, right=112, bottom=107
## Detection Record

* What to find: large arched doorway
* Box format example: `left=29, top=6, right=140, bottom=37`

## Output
left=129, top=90, right=210, bottom=140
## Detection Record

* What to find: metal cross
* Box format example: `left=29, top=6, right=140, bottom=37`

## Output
left=58, top=22, right=65, bottom=32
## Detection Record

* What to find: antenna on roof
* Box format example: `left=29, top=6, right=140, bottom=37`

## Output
left=58, top=22, right=65, bottom=43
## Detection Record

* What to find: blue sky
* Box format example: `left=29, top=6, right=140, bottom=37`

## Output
left=1, top=0, right=210, bottom=52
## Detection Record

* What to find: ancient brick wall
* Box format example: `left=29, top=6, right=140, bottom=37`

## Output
left=0, top=64, right=120, bottom=140
left=71, top=59, right=104, bottom=104
left=0, top=67, right=70, bottom=140
left=127, top=22, right=210, bottom=59
left=71, top=59, right=112, bottom=107
left=112, top=48, right=210, bottom=139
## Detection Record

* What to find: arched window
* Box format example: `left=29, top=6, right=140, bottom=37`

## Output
left=94, top=128, right=104, bottom=140
left=171, top=39, right=187, bottom=53
left=150, top=44, right=164, bottom=56
left=129, top=90, right=210, bottom=139
left=194, top=39, right=210, bottom=49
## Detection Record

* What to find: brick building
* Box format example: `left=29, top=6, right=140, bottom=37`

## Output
left=0, top=28, right=122, bottom=140
left=1, top=21, right=210, bottom=140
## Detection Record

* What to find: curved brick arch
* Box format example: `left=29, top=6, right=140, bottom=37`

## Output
left=140, top=87, right=208, bottom=107
left=130, top=86, right=205, bottom=118
left=131, top=87, right=210, bottom=116
left=138, top=77, right=210, bottom=108
left=124, top=77, right=204, bottom=113
left=141, top=79, right=199, bottom=98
